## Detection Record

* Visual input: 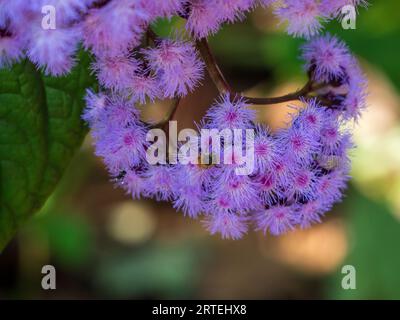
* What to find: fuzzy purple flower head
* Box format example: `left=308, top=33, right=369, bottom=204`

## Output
left=0, top=0, right=368, bottom=239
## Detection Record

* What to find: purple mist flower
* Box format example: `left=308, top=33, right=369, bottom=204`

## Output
left=130, top=72, right=161, bottom=104
left=278, top=126, right=320, bottom=165
left=91, top=54, right=140, bottom=91
left=82, top=89, right=108, bottom=125
left=143, top=39, right=204, bottom=98
left=118, top=169, right=147, bottom=200
left=87, top=93, right=147, bottom=175
left=215, top=0, right=256, bottom=23
left=254, top=205, right=297, bottom=236
left=302, top=37, right=368, bottom=121
left=83, top=0, right=149, bottom=57
left=93, top=95, right=140, bottom=131
left=252, top=124, right=279, bottom=173
left=204, top=212, right=248, bottom=240
left=316, top=169, right=349, bottom=206
left=173, top=182, right=205, bottom=218
left=142, top=165, right=176, bottom=201
left=204, top=93, right=256, bottom=130
left=295, top=200, right=326, bottom=229
left=212, top=169, right=261, bottom=212
left=255, top=172, right=282, bottom=206
left=0, top=33, right=25, bottom=67
left=204, top=190, right=240, bottom=221
left=34, top=0, right=95, bottom=26
left=302, top=34, right=351, bottom=83
left=274, top=0, right=324, bottom=39
left=143, top=0, right=185, bottom=18
left=172, top=164, right=210, bottom=218
left=320, top=116, right=343, bottom=154
left=186, top=0, right=222, bottom=39
left=292, top=99, right=326, bottom=136
left=340, top=57, right=368, bottom=121
left=0, top=0, right=34, bottom=29
left=27, top=26, right=81, bottom=76
left=286, top=166, right=317, bottom=201
left=273, top=156, right=293, bottom=188
left=94, top=124, right=147, bottom=174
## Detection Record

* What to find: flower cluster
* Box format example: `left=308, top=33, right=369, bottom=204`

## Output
left=0, top=0, right=368, bottom=239
left=0, top=0, right=368, bottom=72
left=84, top=87, right=359, bottom=239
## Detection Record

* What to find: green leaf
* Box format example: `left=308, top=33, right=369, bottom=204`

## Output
left=95, top=242, right=205, bottom=298
left=0, top=51, right=96, bottom=251
left=326, top=188, right=400, bottom=299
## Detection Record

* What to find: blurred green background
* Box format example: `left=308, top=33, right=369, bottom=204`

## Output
left=1, top=0, right=400, bottom=299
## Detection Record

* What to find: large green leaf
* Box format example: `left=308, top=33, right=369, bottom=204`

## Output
left=0, top=51, right=96, bottom=251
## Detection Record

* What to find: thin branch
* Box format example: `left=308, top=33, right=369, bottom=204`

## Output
left=241, top=80, right=313, bottom=105
left=147, top=29, right=319, bottom=106
left=197, top=38, right=316, bottom=105
left=196, top=38, right=232, bottom=93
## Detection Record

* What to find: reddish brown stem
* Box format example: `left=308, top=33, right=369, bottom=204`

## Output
left=240, top=81, right=313, bottom=104
left=196, top=38, right=232, bottom=93
left=197, top=38, right=316, bottom=105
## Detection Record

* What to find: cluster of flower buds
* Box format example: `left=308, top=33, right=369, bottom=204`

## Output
left=0, top=0, right=368, bottom=239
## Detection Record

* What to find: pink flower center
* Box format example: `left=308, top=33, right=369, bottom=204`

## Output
left=291, top=136, right=304, bottom=150
left=275, top=211, right=286, bottom=220
left=226, top=111, right=238, bottom=122
left=255, top=143, right=268, bottom=156
left=296, top=173, right=309, bottom=187
left=229, top=180, right=240, bottom=189
left=261, top=175, right=274, bottom=189
left=218, top=197, right=230, bottom=208
left=306, top=114, right=317, bottom=125
left=123, top=134, right=134, bottom=146
left=325, top=128, right=338, bottom=140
